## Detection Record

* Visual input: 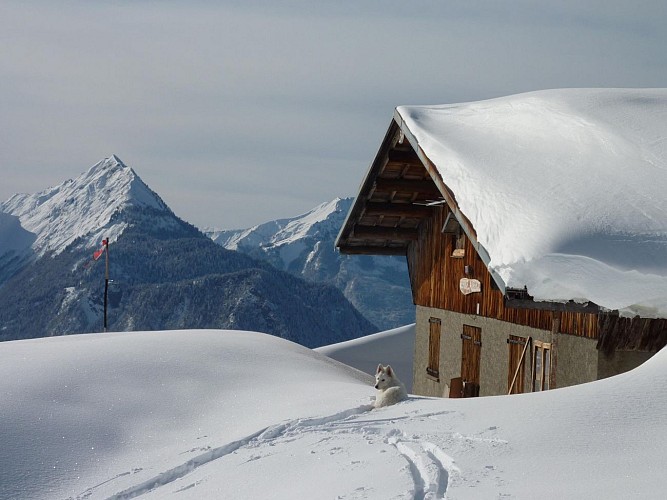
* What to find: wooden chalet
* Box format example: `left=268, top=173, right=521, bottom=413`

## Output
left=336, top=94, right=667, bottom=398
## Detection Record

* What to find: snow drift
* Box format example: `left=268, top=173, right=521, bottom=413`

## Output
left=1, top=327, right=665, bottom=499
left=316, top=323, right=415, bottom=391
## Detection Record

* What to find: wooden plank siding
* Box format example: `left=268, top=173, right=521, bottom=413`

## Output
left=407, top=205, right=599, bottom=339
left=597, top=314, right=667, bottom=355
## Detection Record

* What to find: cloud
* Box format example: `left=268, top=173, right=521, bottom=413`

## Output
left=2, top=1, right=667, bottom=228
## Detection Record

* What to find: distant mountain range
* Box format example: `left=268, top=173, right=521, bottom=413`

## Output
left=205, top=198, right=414, bottom=331
left=0, top=156, right=375, bottom=347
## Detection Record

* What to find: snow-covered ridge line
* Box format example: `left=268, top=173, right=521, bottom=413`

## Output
left=0, top=155, right=172, bottom=257
left=205, top=197, right=414, bottom=331
left=207, top=198, right=345, bottom=250
left=207, top=197, right=352, bottom=270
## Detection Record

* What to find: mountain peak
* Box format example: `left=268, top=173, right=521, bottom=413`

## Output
left=0, top=156, right=174, bottom=257
left=109, top=154, right=124, bottom=165
left=89, top=154, right=130, bottom=175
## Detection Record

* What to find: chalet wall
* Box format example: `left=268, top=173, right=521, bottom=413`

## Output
left=597, top=350, right=654, bottom=380
left=407, top=205, right=598, bottom=338
left=414, top=306, right=600, bottom=397
left=556, top=334, right=598, bottom=388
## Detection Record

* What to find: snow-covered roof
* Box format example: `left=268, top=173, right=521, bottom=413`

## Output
left=395, top=88, right=667, bottom=317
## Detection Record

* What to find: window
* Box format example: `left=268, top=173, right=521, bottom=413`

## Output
left=452, top=228, right=465, bottom=258
left=532, top=341, right=552, bottom=391
left=427, top=318, right=441, bottom=379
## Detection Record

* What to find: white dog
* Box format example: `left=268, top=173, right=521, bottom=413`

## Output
left=373, top=364, right=408, bottom=408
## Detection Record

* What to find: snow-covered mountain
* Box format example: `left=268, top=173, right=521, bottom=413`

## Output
left=206, top=198, right=414, bottom=330
left=0, top=155, right=176, bottom=258
left=0, top=157, right=376, bottom=345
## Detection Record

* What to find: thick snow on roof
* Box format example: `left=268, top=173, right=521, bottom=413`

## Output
left=397, top=88, right=667, bottom=317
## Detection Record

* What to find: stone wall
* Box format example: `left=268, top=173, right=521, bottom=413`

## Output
left=413, top=306, right=600, bottom=397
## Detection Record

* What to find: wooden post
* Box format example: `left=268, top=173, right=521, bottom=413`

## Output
left=103, top=238, right=109, bottom=332
left=550, top=311, right=561, bottom=389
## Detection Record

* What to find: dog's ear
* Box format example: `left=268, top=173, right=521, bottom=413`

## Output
left=386, top=365, right=394, bottom=377
left=376, top=363, right=384, bottom=374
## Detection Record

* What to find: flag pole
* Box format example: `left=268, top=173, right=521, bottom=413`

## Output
left=104, top=238, right=109, bottom=332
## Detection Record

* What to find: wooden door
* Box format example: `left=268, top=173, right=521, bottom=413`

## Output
left=507, top=335, right=528, bottom=394
left=461, top=325, right=481, bottom=396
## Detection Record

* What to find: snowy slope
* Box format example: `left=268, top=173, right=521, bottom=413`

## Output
left=0, top=155, right=175, bottom=257
left=2, top=327, right=665, bottom=499
left=396, top=89, right=667, bottom=317
left=0, top=330, right=373, bottom=500
left=0, top=212, right=35, bottom=257
left=316, top=323, right=415, bottom=391
left=206, top=198, right=414, bottom=330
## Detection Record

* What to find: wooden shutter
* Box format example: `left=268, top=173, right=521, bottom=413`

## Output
left=461, top=325, right=481, bottom=391
left=427, top=318, right=441, bottom=379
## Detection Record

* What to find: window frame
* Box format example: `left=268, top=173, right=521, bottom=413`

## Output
left=532, top=341, right=552, bottom=392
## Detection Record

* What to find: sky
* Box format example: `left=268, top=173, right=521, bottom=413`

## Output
left=2, top=1, right=667, bottom=230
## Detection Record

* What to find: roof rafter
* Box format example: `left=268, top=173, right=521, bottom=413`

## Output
left=351, top=225, right=419, bottom=241
left=363, top=202, right=433, bottom=218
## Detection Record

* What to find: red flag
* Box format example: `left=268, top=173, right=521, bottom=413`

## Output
left=93, top=239, right=108, bottom=261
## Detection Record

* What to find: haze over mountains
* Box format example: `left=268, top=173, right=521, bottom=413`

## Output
left=0, top=156, right=375, bottom=347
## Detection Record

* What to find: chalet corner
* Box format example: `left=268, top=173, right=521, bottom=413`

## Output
left=336, top=89, right=667, bottom=398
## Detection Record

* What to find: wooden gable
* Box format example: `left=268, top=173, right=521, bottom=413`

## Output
left=336, top=120, right=441, bottom=256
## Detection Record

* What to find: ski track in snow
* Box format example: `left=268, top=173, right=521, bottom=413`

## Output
left=103, top=405, right=374, bottom=499
left=390, top=437, right=459, bottom=500
left=85, top=405, right=462, bottom=499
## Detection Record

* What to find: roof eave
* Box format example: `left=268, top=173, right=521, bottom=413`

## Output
left=392, top=108, right=507, bottom=295
left=335, top=120, right=401, bottom=251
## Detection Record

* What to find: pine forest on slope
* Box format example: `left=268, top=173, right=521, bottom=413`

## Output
left=205, top=198, right=414, bottom=331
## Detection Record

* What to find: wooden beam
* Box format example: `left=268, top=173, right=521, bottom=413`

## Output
left=441, top=211, right=460, bottom=233
left=352, top=225, right=419, bottom=240
left=338, top=245, right=407, bottom=256
left=387, top=149, right=421, bottom=165
left=550, top=311, right=561, bottom=390
left=505, top=298, right=599, bottom=314
left=374, top=178, right=441, bottom=195
left=364, top=202, right=433, bottom=218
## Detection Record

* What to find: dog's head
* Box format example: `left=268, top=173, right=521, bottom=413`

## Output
left=374, top=363, right=395, bottom=390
